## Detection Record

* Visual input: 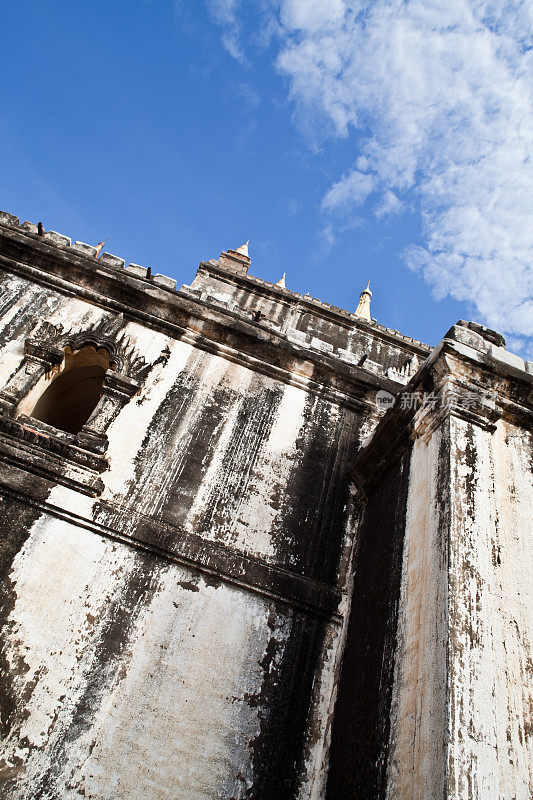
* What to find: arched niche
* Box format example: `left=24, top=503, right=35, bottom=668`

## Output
left=28, top=345, right=112, bottom=435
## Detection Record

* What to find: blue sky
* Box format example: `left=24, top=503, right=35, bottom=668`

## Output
left=1, top=1, right=531, bottom=353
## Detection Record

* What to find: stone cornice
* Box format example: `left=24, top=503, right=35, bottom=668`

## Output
left=101, top=370, right=140, bottom=400
left=352, top=330, right=533, bottom=494
left=197, top=260, right=431, bottom=357
left=0, top=463, right=344, bottom=623
left=0, top=415, right=107, bottom=495
left=0, top=225, right=400, bottom=412
left=24, top=338, right=64, bottom=365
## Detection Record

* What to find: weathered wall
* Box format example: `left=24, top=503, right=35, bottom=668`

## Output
left=0, top=214, right=421, bottom=799
left=0, top=268, right=362, bottom=576
left=332, top=325, right=533, bottom=800
left=386, top=422, right=450, bottom=800
left=325, top=452, right=411, bottom=799
left=191, top=261, right=427, bottom=377
left=0, top=497, right=297, bottom=799
left=445, top=415, right=532, bottom=799
left=2, top=213, right=529, bottom=800
left=388, top=415, right=533, bottom=800
left=0, top=276, right=354, bottom=797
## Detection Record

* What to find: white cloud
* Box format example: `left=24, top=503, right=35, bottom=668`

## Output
left=229, top=81, right=261, bottom=109
left=506, top=336, right=533, bottom=361
left=207, top=0, right=247, bottom=62
left=274, top=0, right=533, bottom=346
left=322, top=170, right=376, bottom=212
left=208, top=0, right=533, bottom=350
left=280, top=0, right=346, bottom=33
left=279, top=197, right=302, bottom=216
left=375, top=190, right=402, bottom=221
left=320, top=222, right=336, bottom=254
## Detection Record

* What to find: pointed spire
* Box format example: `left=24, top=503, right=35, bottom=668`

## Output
left=354, top=280, right=372, bottom=321
left=275, top=272, right=286, bottom=289
left=94, top=237, right=109, bottom=258
left=219, top=240, right=251, bottom=276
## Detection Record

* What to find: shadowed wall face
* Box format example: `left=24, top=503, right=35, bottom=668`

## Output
left=326, top=453, right=411, bottom=800
left=328, top=327, right=533, bottom=800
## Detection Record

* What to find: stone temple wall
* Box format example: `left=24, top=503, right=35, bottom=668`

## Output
left=0, top=211, right=429, bottom=800
left=327, top=323, right=533, bottom=800
left=0, top=210, right=530, bottom=800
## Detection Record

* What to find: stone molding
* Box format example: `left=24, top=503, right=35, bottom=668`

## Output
left=0, top=228, right=418, bottom=410
left=1, top=210, right=431, bottom=351
left=24, top=338, right=64, bottom=366
left=100, top=369, right=139, bottom=399
left=353, top=328, right=533, bottom=494
left=32, top=314, right=146, bottom=378
left=217, top=248, right=251, bottom=277
left=77, top=370, right=139, bottom=454
left=197, top=260, right=430, bottom=355
left=0, top=415, right=106, bottom=495
left=0, top=320, right=142, bottom=473
left=0, top=470, right=344, bottom=622
left=0, top=337, right=64, bottom=415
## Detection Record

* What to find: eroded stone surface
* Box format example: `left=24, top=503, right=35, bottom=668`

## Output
left=0, top=217, right=530, bottom=800
left=328, top=330, right=532, bottom=800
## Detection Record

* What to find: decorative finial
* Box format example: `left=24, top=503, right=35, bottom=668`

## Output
left=354, top=280, right=372, bottom=321
left=94, top=237, right=109, bottom=257
left=275, top=272, right=286, bottom=289
left=234, top=241, right=250, bottom=258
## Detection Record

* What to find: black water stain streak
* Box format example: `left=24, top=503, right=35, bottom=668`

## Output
left=115, top=366, right=202, bottom=516
left=197, top=384, right=282, bottom=541
left=28, top=550, right=161, bottom=800
left=0, top=279, right=63, bottom=353
left=463, top=424, right=478, bottom=518
left=326, top=452, right=411, bottom=800
left=239, top=608, right=327, bottom=800
left=274, top=396, right=361, bottom=583
left=302, top=407, right=355, bottom=585
left=122, top=361, right=250, bottom=530
left=0, top=490, right=53, bottom=794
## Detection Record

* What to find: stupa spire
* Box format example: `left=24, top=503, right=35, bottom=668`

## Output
left=354, top=280, right=372, bottom=321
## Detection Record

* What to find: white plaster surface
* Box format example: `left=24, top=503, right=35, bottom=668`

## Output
left=197, top=382, right=308, bottom=562
left=388, top=416, right=532, bottom=800
left=387, top=428, right=447, bottom=800
left=446, top=418, right=532, bottom=800
left=1, top=511, right=292, bottom=799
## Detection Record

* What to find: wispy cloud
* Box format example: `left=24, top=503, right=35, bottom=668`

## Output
left=228, top=81, right=261, bottom=110
left=206, top=0, right=247, bottom=62
left=279, top=197, right=302, bottom=216
left=322, top=171, right=376, bottom=213
left=209, top=1, right=533, bottom=350
left=375, top=190, right=403, bottom=221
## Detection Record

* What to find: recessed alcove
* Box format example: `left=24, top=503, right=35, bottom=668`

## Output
left=29, top=345, right=111, bottom=435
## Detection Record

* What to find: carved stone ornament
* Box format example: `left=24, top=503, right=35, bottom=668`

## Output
left=32, top=314, right=146, bottom=377
left=0, top=313, right=143, bottom=494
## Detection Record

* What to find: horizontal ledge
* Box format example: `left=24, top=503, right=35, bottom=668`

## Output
left=0, top=468, right=344, bottom=622
left=0, top=250, right=389, bottom=411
